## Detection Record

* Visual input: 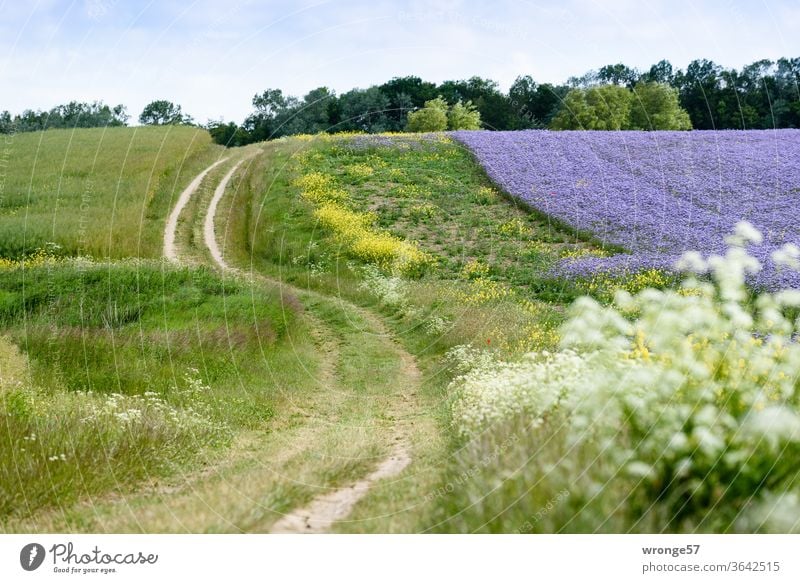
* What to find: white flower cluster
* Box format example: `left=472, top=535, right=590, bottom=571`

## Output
left=450, top=350, right=594, bottom=436
left=448, top=223, right=800, bottom=531
left=424, top=315, right=450, bottom=336
left=445, top=344, right=500, bottom=377
left=80, top=387, right=215, bottom=433
left=359, top=265, right=408, bottom=307
left=181, top=368, right=211, bottom=399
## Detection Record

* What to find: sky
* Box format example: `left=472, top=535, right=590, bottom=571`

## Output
left=1, top=0, right=798, bottom=124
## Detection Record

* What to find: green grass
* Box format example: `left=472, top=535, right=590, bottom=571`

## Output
left=0, top=129, right=688, bottom=533
left=424, top=414, right=668, bottom=533
left=227, top=135, right=589, bottom=357
left=0, top=126, right=223, bottom=259
left=221, top=134, right=693, bottom=533
left=213, top=135, right=600, bottom=531
left=296, top=136, right=608, bottom=301
left=0, top=258, right=313, bottom=522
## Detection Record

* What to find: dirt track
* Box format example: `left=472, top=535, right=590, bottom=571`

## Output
left=179, top=153, right=419, bottom=534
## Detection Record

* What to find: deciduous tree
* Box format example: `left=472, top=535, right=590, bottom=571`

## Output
left=138, top=100, right=192, bottom=125
left=406, top=97, right=448, bottom=132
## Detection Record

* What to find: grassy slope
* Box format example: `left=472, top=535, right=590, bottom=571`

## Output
left=0, top=131, right=323, bottom=529
left=220, top=134, right=614, bottom=532
left=2, top=141, right=435, bottom=533
left=1, top=129, right=667, bottom=533
left=234, top=135, right=607, bottom=359
left=0, top=126, right=224, bottom=259
left=0, top=260, right=314, bottom=524
left=302, top=136, right=603, bottom=299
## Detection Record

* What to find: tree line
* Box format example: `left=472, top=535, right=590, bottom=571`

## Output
left=0, top=102, right=129, bottom=133
left=208, top=57, right=800, bottom=143
left=2, top=57, right=798, bottom=141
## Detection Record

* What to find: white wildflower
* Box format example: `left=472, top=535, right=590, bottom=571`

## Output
left=675, top=250, right=707, bottom=273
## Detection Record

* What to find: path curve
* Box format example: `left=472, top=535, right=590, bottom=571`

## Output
left=203, top=156, right=253, bottom=269
left=271, top=446, right=411, bottom=533
left=163, top=157, right=228, bottom=261
left=200, top=151, right=417, bottom=534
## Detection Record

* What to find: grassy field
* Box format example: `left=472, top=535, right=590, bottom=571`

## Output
left=221, top=133, right=800, bottom=534
left=0, top=126, right=223, bottom=259
left=230, top=135, right=602, bottom=356
left=0, top=129, right=322, bottom=528
left=4, top=128, right=790, bottom=534
left=0, top=257, right=315, bottom=522
left=219, top=133, right=623, bottom=532
left=1, top=131, right=444, bottom=533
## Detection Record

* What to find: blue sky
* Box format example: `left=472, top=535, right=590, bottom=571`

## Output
left=1, top=0, right=798, bottom=124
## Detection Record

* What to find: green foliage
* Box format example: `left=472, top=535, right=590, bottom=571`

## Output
left=447, top=100, right=481, bottom=130
left=550, top=85, right=633, bottom=130
left=509, top=76, right=568, bottom=127
left=0, top=261, right=299, bottom=519
left=630, top=82, right=692, bottom=130
left=597, top=63, right=639, bottom=87
left=0, top=101, right=128, bottom=134
left=672, top=57, right=800, bottom=129
left=138, top=100, right=193, bottom=125
left=406, top=97, right=449, bottom=132
left=206, top=56, right=800, bottom=144
left=551, top=83, right=692, bottom=130
left=207, top=120, right=250, bottom=146
left=405, top=96, right=483, bottom=132
left=379, top=76, right=438, bottom=130
left=296, top=87, right=337, bottom=133
left=335, top=87, right=390, bottom=132
left=436, top=76, right=527, bottom=130
left=641, top=59, right=675, bottom=84
left=234, top=86, right=340, bottom=144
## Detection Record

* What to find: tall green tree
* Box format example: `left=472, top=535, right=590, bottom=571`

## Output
left=0, top=110, right=12, bottom=133
left=437, top=76, right=522, bottom=129
left=138, top=100, right=192, bottom=125
left=244, top=88, right=290, bottom=140
left=774, top=57, right=800, bottom=127
left=641, top=59, right=675, bottom=85
left=336, top=87, right=390, bottom=132
left=379, top=76, right=437, bottom=130
left=406, top=97, right=448, bottom=132
left=447, top=100, right=481, bottom=130
left=301, top=87, right=336, bottom=133
left=674, top=59, right=723, bottom=129
left=550, top=85, right=632, bottom=130
left=629, top=82, right=692, bottom=130
left=509, top=76, right=568, bottom=127
left=597, top=63, right=639, bottom=87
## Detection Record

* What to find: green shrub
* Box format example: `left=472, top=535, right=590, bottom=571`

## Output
left=630, top=82, right=692, bottom=130
left=550, top=85, right=632, bottom=130
left=447, top=100, right=481, bottom=130
left=406, top=97, right=448, bottom=132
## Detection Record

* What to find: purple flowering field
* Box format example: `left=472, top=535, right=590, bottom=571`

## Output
left=451, top=129, right=800, bottom=290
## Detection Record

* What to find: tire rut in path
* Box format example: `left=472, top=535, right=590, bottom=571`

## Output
left=163, top=157, right=229, bottom=262
left=196, top=154, right=419, bottom=533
